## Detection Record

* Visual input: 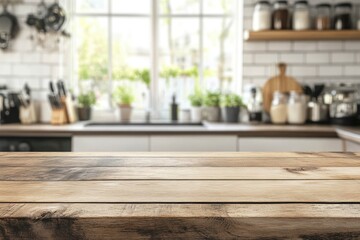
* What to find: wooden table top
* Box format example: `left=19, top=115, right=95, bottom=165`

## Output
left=1, top=152, right=360, bottom=239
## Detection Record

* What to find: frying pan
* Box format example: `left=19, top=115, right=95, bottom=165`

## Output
left=0, top=4, right=19, bottom=49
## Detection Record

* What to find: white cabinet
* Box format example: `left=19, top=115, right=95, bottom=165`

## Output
left=72, top=135, right=149, bottom=152
left=238, top=138, right=342, bottom=152
left=150, top=135, right=238, bottom=152
left=345, top=141, right=360, bottom=152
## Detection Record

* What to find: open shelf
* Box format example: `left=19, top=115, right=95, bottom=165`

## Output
left=244, top=30, right=360, bottom=41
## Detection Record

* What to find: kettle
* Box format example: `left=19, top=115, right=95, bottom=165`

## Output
left=329, top=84, right=358, bottom=126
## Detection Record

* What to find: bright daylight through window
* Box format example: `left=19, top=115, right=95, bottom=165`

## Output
left=72, top=0, right=240, bottom=118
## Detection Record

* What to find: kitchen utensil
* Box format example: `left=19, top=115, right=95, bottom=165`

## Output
left=308, top=99, right=329, bottom=123
left=0, top=3, right=19, bottom=49
left=44, top=1, right=66, bottom=32
left=262, top=63, right=303, bottom=113
left=329, top=85, right=358, bottom=126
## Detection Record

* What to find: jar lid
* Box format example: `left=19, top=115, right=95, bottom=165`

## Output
left=294, top=0, right=308, bottom=5
left=274, top=0, right=288, bottom=4
left=334, top=2, right=353, bottom=8
left=316, top=3, right=331, bottom=8
left=256, top=0, right=271, bottom=5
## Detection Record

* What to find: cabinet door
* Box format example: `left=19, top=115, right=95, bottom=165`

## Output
left=238, top=138, right=342, bottom=152
left=72, top=135, right=149, bottom=152
left=150, top=135, right=238, bottom=152
left=345, top=141, right=360, bottom=152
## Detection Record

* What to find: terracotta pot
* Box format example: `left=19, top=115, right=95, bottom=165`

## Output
left=119, top=104, right=132, bottom=122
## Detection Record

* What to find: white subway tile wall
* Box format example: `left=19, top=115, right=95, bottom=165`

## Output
left=1, top=0, right=359, bottom=96
left=0, top=0, right=69, bottom=99
left=243, top=0, right=360, bottom=86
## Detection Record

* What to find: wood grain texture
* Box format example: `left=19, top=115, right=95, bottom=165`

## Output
left=244, top=30, right=360, bottom=41
left=0, top=167, right=360, bottom=181
left=0, top=180, right=359, bottom=203
left=0, top=153, right=360, bottom=239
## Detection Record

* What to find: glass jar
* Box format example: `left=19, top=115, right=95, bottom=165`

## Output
left=270, top=91, right=287, bottom=124
left=287, top=91, right=307, bottom=125
left=293, top=0, right=311, bottom=30
left=316, top=4, right=332, bottom=30
left=334, top=3, right=353, bottom=30
left=252, top=1, right=272, bottom=31
left=248, top=87, right=263, bottom=123
left=273, top=0, right=290, bottom=30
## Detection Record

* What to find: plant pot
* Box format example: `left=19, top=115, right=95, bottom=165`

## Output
left=204, top=107, right=220, bottom=122
left=77, top=107, right=92, bottom=121
left=191, top=107, right=203, bottom=122
left=223, top=107, right=240, bottom=123
left=119, top=104, right=132, bottom=122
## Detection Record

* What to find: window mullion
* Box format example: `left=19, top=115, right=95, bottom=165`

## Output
left=108, top=0, right=113, bottom=109
left=199, top=0, right=204, bottom=92
left=150, top=0, right=160, bottom=119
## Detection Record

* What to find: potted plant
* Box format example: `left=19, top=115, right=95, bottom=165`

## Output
left=188, top=91, right=203, bottom=122
left=203, top=91, right=221, bottom=122
left=221, top=93, right=243, bottom=123
left=114, top=86, right=135, bottom=122
left=77, top=92, right=96, bottom=121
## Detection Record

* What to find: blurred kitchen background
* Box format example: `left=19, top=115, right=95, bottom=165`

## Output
left=0, top=0, right=360, bottom=152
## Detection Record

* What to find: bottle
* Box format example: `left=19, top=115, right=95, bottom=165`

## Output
left=270, top=91, right=287, bottom=124
left=171, top=94, right=178, bottom=121
left=252, top=1, right=272, bottom=31
left=248, top=88, right=263, bottom=123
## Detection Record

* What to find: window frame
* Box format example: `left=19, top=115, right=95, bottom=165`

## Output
left=70, top=0, right=243, bottom=118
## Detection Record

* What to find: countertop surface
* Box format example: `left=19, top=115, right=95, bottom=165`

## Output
left=0, top=122, right=344, bottom=137
left=0, top=152, right=359, bottom=239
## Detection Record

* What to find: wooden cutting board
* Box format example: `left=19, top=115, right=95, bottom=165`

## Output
left=262, top=63, right=303, bottom=113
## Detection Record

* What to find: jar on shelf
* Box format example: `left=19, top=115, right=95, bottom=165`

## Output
left=252, top=1, right=272, bottom=31
left=273, top=0, right=290, bottom=30
left=334, top=2, right=353, bottom=30
left=270, top=91, right=288, bottom=124
left=287, top=91, right=307, bottom=125
left=293, top=0, right=311, bottom=30
left=315, top=3, right=332, bottom=30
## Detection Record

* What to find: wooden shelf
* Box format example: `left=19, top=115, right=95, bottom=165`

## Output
left=244, top=30, right=360, bottom=41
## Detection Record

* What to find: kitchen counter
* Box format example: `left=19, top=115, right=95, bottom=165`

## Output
left=0, top=152, right=359, bottom=239
left=0, top=122, right=339, bottom=138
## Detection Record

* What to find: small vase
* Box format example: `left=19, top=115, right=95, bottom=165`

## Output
left=119, top=105, right=132, bottom=122
left=204, top=107, right=220, bottom=122
left=191, top=107, right=203, bottom=122
left=77, top=107, right=92, bottom=121
left=223, top=107, right=240, bottom=123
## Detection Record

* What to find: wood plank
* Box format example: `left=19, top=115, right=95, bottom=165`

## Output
left=1, top=204, right=360, bottom=239
left=2, top=203, right=360, bottom=218
left=0, top=167, right=360, bottom=181
left=0, top=157, right=360, bottom=168
left=0, top=180, right=359, bottom=203
left=0, top=152, right=358, bottom=158
left=2, top=218, right=360, bottom=240
left=244, top=30, right=360, bottom=41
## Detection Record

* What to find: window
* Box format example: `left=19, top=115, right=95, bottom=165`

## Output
left=72, top=0, right=241, bottom=118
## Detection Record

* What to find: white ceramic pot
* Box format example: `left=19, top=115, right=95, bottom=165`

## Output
left=204, top=107, right=220, bottom=122
left=119, top=105, right=132, bottom=122
left=191, top=107, right=203, bottom=122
